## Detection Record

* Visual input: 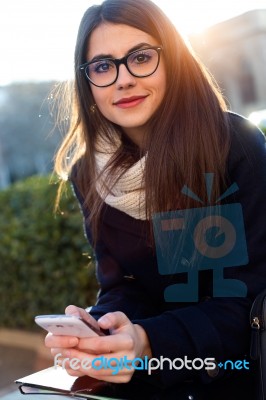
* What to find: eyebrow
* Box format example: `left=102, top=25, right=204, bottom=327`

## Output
left=89, top=42, right=155, bottom=63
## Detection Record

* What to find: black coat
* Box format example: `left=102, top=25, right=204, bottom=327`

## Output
left=72, top=113, right=266, bottom=399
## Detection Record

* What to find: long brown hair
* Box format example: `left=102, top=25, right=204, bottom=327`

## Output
left=54, top=0, right=231, bottom=240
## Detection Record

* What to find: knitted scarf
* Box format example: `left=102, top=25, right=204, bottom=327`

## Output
left=95, top=143, right=147, bottom=220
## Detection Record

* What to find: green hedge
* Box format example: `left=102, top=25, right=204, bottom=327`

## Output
left=0, top=175, right=98, bottom=331
left=257, top=118, right=266, bottom=136
left=259, top=124, right=266, bottom=135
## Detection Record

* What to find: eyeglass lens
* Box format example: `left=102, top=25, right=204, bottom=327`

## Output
left=85, top=48, right=160, bottom=87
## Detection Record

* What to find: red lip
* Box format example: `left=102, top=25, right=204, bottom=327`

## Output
left=114, top=95, right=148, bottom=105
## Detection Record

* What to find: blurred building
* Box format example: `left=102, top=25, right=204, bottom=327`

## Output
left=190, top=9, right=266, bottom=117
left=0, top=82, right=61, bottom=189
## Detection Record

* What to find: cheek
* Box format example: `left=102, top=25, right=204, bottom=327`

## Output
left=90, top=87, right=101, bottom=105
left=152, top=72, right=167, bottom=103
left=157, top=64, right=167, bottom=98
left=155, top=79, right=166, bottom=106
left=91, top=88, right=112, bottom=115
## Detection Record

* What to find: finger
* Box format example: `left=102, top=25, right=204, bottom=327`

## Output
left=78, top=333, right=134, bottom=353
left=51, top=347, right=71, bottom=358
left=45, top=332, right=79, bottom=348
left=57, top=348, right=93, bottom=374
left=65, top=305, right=83, bottom=317
left=98, top=312, right=129, bottom=332
left=59, top=351, right=134, bottom=383
left=65, top=305, right=100, bottom=331
left=59, top=348, right=136, bottom=376
left=88, top=357, right=135, bottom=380
left=64, top=366, right=85, bottom=377
left=50, top=349, right=65, bottom=364
left=90, top=374, right=133, bottom=383
left=64, top=361, right=132, bottom=382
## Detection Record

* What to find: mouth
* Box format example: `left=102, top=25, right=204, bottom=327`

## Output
left=113, top=95, right=148, bottom=108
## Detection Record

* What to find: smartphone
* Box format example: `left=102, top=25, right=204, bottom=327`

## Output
left=35, top=314, right=105, bottom=337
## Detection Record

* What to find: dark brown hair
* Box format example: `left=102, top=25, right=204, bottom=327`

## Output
left=54, top=0, right=230, bottom=240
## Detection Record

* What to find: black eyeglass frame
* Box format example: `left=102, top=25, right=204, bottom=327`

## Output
left=79, top=46, right=163, bottom=88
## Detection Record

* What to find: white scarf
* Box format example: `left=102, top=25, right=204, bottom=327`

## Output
left=95, top=142, right=147, bottom=220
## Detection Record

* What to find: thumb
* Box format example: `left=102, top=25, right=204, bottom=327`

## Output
left=65, top=305, right=100, bottom=330
left=65, top=304, right=83, bottom=317
left=98, top=312, right=129, bottom=331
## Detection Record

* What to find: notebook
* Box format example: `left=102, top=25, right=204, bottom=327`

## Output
left=16, top=366, right=123, bottom=399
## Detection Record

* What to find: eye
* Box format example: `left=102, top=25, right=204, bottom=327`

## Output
left=92, top=60, right=115, bottom=74
left=131, top=51, right=152, bottom=64
left=138, top=54, right=150, bottom=63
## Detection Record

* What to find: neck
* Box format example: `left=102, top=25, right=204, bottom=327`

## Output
left=122, top=126, right=148, bottom=150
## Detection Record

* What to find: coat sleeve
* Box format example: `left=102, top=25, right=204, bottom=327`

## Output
left=133, top=117, right=266, bottom=386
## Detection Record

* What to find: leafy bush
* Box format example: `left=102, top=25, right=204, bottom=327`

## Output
left=259, top=123, right=266, bottom=136
left=0, top=175, right=98, bottom=331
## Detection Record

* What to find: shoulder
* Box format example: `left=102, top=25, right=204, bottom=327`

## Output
left=227, top=111, right=266, bottom=169
left=225, top=112, right=266, bottom=216
left=227, top=111, right=266, bottom=154
left=69, top=158, right=86, bottom=208
left=70, top=157, right=83, bottom=183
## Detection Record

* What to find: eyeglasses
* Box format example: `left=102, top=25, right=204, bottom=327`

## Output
left=79, top=46, right=163, bottom=87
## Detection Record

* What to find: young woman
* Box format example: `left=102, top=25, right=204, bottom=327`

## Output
left=45, top=0, right=266, bottom=398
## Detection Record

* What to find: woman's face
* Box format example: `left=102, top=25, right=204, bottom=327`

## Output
left=87, top=23, right=167, bottom=146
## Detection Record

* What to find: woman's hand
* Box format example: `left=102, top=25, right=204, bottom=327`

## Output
left=45, top=305, right=103, bottom=362
left=46, top=307, right=152, bottom=383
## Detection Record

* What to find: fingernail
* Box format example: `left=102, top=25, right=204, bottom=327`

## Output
left=69, top=337, right=79, bottom=346
left=98, top=316, right=109, bottom=325
left=67, top=311, right=80, bottom=317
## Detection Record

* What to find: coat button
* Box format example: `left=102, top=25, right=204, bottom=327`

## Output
left=207, top=360, right=220, bottom=378
left=124, top=274, right=136, bottom=280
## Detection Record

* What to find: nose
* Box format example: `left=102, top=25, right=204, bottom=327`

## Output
left=115, top=64, right=137, bottom=89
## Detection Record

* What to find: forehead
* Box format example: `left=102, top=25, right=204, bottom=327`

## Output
left=87, top=23, right=158, bottom=59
